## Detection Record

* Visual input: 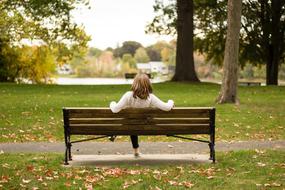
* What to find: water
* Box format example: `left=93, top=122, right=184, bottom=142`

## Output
left=55, top=77, right=167, bottom=85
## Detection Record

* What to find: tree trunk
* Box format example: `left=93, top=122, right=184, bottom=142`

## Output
left=217, top=0, right=242, bottom=104
left=265, top=0, right=284, bottom=85
left=266, top=45, right=279, bottom=85
left=172, top=0, right=199, bottom=82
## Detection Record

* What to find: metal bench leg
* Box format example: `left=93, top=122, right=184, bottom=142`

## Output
left=64, top=130, right=70, bottom=165
left=209, top=133, right=215, bottom=163
left=68, top=143, right=72, bottom=161
left=209, top=143, right=215, bottom=163
left=68, top=135, right=72, bottom=161
left=64, top=146, right=69, bottom=165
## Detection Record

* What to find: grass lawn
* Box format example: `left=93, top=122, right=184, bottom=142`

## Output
left=0, top=82, right=284, bottom=142
left=0, top=150, right=284, bottom=189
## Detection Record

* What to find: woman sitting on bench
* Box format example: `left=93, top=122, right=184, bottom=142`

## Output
left=110, top=73, right=174, bottom=157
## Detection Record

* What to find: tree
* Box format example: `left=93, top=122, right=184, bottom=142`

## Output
left=147, top=0, right=285, bottom=85
left=195, top=0, right=285, bottom=85
left=161, top=47, right=175, bottom=65
left=216, top=0, right=242, bottom=104
left=122, top=54, right=137, bottom=69
left=134, top=47, right=150, bottom=63
left=173, top=0, right=199, bottom=81
left=261, top=0, right=285, bottom=85
left=146, top=47, right=161, bottom=61
left=114, top=41, right=142, bottom=58
left=0, top=0, right=90, bottom=82
left=147, top=0, right=199, bottom=82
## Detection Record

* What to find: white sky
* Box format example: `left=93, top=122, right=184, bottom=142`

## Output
left=72, top=0, right=174, bottom=49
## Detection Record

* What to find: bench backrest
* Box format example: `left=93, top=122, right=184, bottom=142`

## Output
left=63, top=107, right=215, bottom=136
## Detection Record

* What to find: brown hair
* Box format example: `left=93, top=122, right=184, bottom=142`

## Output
left=131, top=73, right=152, bottom=99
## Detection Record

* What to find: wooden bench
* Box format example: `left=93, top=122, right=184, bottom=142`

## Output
left=124, top=73, right=151, bottom=79
left=62, top=107, right=216, bottom=165
left=238, top=82, right=261, bottom=86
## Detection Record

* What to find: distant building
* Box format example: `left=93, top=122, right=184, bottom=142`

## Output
left=136, top=63, right=151, bottom=74
left=136, top=61, right=168, bottom=75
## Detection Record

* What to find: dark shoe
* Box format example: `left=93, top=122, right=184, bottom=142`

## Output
left=109, top=135, right=117, bottom=142
left=134, top=152, right=141, bottom=157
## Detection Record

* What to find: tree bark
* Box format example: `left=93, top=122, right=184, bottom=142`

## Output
left=265, top=0, right=284, bottom=85
left=217, top=0, right=242, bottom=104
left=172, top=0, right=199, bottom=82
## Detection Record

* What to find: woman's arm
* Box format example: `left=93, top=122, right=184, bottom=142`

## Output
left=109, top=92, right=131, bottom=113
left=150, top=94, right=174, bottom=111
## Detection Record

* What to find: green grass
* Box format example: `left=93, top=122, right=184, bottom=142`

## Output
left=0, top=82, right=284, bottom=142
left=0, top=150, right=284, bottom=189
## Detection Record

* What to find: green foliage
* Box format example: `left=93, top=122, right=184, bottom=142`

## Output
left=146, top=47, right=161, bottom=61
left=0, top=44, right=55, bottom=83
left=122, top=54, right=137, bottom=69
left=147, top=0, right=285, bottom=68
left=146, top=0, right=177, bottom=35
left=146, top=41, right=174, bottom=62
left=0, top=0, right=90, bottom=45
left=134, top=47, right=150, bottom=63
left=88, top=47, right=102, bottom=57
left=0, top=0, right=91, bottom=82
left=114, top=41, right=142, bottom=58
left=73, top=50, right=117, bottom=78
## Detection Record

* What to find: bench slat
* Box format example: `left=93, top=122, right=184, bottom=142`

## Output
left=69, top=128, right=210, bottom=135
left=66, top=107, right=213, bottom=114
left=69, top=118, right=210, bottom=125
left=68, top=112, right=210, bottom=119
left=69, top=124, right=210, bottom=135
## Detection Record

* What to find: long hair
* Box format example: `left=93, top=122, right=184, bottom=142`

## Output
left=131, top=73, right=152, bottom=99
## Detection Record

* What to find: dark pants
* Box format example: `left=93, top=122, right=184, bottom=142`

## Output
left=130, top=135, right=139, bottom=149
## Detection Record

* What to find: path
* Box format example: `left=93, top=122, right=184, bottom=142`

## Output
left=1, top=140, right=284, bottom=154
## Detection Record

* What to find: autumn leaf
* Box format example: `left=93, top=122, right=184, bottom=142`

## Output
left=22, top=179, right=31, bottom=184
left=123, top=179, right=142, bottom=189
left=64, top=182, right=71, bottom=187
left=0, top=175, right=9, bottom=183
left=257, top=162, right=266, bottom=167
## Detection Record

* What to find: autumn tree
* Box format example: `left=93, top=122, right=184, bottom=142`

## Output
left=134, top=47, right=150, bottom=63
left=217, top=0, right=242, bottom=104
left=0, top=0, right=90, bottom=82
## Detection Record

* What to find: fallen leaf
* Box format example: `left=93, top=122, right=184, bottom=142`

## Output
left=22, top=179, right=31, bottom=184
left=272, top=183, right=281, bottom=187
left=154, top=186, right=162, bottom=190
left=65, top=182, right=71, bottom=187
left=182, top=181, right=195, bottom=188
left=257, top=162, right=266, bottom=167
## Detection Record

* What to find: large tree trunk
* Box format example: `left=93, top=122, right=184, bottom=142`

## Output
left=266, top=45, right=279, bottom=85
left=172, top=0, right=199, bottom=82
left=217, top=0, right=242, bottom=104
left=265, top=0, right=284, bottom=85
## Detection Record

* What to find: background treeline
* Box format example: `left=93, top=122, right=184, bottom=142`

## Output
left=70, top=40, right=176, bottom=78
left=0, top=0, right=284, bottom=83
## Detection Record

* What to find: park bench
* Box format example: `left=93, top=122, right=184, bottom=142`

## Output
left=62, top=107, right=216, bottom=165
left=125, top=73, right=151, bottom=79
left=238, top=81, right=261, bottom=86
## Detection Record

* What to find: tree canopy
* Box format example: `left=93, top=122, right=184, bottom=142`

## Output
left=0, top=0, right=91, bottom=82
left=147, top=0, right=285, bottom=85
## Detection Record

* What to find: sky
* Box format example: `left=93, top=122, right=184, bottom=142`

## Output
left=72, top=0, right=174, bottom=49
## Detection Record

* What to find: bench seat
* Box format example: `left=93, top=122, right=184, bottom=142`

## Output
left=63, top=107, right=216, bottom=164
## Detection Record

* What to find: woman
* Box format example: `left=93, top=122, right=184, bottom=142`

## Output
left=110, top=73, right=174, bottom=157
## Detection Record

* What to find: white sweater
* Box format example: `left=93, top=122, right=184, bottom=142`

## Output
left=110, top=91, right=174, bottom=113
